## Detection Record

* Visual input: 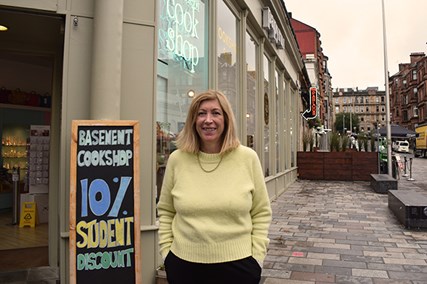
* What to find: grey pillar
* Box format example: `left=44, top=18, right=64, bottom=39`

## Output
left=90, top=0, right=124, bottom=120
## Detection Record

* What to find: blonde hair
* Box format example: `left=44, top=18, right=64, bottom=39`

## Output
left=175, top=90, right=240, bottom=154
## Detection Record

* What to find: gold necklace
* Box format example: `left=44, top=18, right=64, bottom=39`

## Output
left=197, top=154, right=223, bottom=173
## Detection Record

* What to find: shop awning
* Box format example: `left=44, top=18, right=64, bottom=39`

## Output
left=378, top=124, right=418, bottom=138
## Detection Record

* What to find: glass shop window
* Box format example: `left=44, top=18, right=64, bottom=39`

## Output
left=263, top=54, right=270, bottom=177
left=217, top=0, right=239, bottom=116
left=156, top=0, right=209, bottom=200
left=246, top=31, right=257, bottom=150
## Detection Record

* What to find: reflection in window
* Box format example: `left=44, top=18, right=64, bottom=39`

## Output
left=246, top=32, right=257, bottom=150
left=263, top=54, right=270, bottom=176
left=217, top=0, right=238, bottom=115
left=290, top=89, right=295, bottom=168
left=156, top=0, right=208, bottom=201
left=283, top=80, right=288, bottom=170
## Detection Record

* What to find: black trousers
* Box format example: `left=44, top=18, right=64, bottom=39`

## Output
left=164, top=251, right=261, bottom=284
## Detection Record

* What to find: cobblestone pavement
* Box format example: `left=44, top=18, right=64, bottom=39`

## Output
left=261, top=156, right=427, bottom=284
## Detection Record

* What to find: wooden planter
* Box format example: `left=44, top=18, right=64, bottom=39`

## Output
left=297, top=151, right=378, bottom=181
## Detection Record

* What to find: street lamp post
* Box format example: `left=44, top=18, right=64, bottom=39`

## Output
left=377, top=123, right=381, bottom=174
left=382, top=0, right=392, bottom=175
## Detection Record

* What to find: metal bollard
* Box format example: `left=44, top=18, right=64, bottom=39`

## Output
left=407, top=157, right=415, bottom=181
left=402, top=156, right=408, bottom=177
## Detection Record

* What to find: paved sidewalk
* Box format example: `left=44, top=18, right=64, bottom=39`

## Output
left=261, top=157, right=427, bottom=284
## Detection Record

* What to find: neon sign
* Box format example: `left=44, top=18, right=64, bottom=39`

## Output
left=302, top=87, right=317, bottom=120
left=161, top=0, right=201, bottom=73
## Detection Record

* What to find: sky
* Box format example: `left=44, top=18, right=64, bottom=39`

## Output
left=284, top=0, right=427, bottom=91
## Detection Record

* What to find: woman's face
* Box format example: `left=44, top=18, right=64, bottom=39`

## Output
left=196, top=99, right=225, bottom=153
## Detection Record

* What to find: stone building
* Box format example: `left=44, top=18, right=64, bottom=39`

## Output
left=389, top=52, right=427, bottom=130
left=333, top=87, right=386, bottom=133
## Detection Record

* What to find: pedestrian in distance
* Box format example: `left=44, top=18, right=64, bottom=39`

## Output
left=157, top=90, right=272, bottom=284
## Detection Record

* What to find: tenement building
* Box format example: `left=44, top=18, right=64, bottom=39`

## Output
left=333, top=87, right=386, bottom=133
left=389, top=52, right=427, bottom=130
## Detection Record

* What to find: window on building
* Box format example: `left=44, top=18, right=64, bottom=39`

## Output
left=381, top=96, right=384, bottom=102
left=361, top=117, right=364, bottom=122
left=413, top=87, right=418, bottom=98
left=335, top=106, right=339, bottom=113
left=404, top=95, right=408, bottom=104
left=246, top=31, right=257, bottom=150
left=412, top=70, right=417, bottom=80
left=156, top=0, right=209, bottom=197
left=263, top=53, right=271, bottom=177
left=217, top=0, right=239, bottom=115
left=376, top=106, right=379, bottom=112
left=376, top=97, right=379, bottom=103
left=403, top=110, right=408, bottom=121
left=275, top=69, right=280, bottom=173
left=365, top=98, right=369, bottom=103
left=414, top=106, right=419, bottom=117
left=382, top=107, right=385, bottom=112
left=366, top=107, right=369, bottom=112
left=283, top=80, right=288, bottom=170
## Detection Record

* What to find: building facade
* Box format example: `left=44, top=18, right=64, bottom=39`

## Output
left=333, top=87, right=386, bottom=133
left=0, top=0, right=307, bottom=282
left=289, top=16, right=332, bottom=129
left=389, top=52, right=427, bottom=130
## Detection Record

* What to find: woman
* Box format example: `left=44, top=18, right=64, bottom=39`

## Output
left=157, top=90, right=272, bottom=284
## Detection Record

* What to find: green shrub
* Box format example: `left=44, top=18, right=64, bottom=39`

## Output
left=341, top=135, right=349, bottom=152
left=330, top=132, right=341, bottom=152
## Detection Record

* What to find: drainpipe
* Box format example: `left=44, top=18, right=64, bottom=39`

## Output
left=90, top=0, right=124, bottom=120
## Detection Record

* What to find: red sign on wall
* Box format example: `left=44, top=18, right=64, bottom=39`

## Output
left=302, top=87, right=317, bottom=120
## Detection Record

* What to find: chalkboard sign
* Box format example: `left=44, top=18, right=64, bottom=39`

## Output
left=70, top=120, right=140, bottom=284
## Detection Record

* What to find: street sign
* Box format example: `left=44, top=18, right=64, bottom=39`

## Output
left=302, top=87, right=317, bottom=120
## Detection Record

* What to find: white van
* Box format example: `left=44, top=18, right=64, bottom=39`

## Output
left=393, top=140, right=409, bottom=153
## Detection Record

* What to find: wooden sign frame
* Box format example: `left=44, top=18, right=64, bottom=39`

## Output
left=69, top=120, right=140, bottom=284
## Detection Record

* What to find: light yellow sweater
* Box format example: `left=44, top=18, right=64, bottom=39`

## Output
left=157, top=145, right=272, bottom=264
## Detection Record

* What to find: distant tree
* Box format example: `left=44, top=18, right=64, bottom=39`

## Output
left=335, top=112, right=360, bottom=134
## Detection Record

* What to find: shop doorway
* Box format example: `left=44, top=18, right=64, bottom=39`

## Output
left=0, top=8, right=64, bottom=271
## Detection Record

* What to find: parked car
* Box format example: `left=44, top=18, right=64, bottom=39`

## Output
left=393, top=140, right=409, bottom=153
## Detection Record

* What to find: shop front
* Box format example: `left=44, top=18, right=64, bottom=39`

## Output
left=0, top=0, right=305, bottom=282
left=0, top=6, right=63, bottom=272
left=155, top=0, right=303, bottom=203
